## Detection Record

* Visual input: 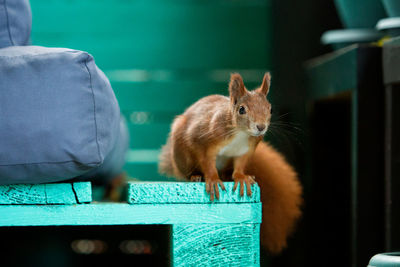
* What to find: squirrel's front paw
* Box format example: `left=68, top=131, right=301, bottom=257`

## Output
left=232, top=174, right=256, bottom=197
left=205, top=177, right=226, bottom=201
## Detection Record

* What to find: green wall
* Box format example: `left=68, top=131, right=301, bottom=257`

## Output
left=30, top=0, right=272, bottom=180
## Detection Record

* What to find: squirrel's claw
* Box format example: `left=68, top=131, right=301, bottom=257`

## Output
left=219, top=180, right=226, bottom=191
left=205, top=178, right=225, bottom=201
left=233, top=175, right=256, bottom=197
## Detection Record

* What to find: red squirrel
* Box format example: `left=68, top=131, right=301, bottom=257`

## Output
left=159, top=72, right=302, bottom=254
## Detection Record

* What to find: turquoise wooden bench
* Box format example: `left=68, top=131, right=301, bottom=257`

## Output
left=0, top=181, right=261, bottom=266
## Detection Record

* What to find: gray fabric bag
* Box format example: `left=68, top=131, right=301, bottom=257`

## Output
left=0, top=46, right=121, bottom=184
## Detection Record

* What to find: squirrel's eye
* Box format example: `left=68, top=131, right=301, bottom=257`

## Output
left=239, top=106, right=246, bottom=115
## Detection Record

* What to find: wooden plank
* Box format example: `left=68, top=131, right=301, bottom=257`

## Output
left=0, top=203, right=261, bottom=226
left=0, top=182, right=92, bottom=205
left=172, top=223, right=260, bottom=266
left=71, top=182, right=93, bottom=203
left=127, top=182, right=261, bottom=204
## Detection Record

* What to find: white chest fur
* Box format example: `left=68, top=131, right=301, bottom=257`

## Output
left=216, top=131, right=249, bottom=170
left=218, top=131, right=249, bottom=157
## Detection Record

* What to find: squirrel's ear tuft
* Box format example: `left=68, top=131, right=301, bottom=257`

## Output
left=229, top=73, right=246, bottom=104
left=259, top=72, right=271, bottom=96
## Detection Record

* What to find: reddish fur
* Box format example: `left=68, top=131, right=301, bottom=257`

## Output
left=247, top=142, right=302, bottom=254
left=158, top=73, right=303, bottom=254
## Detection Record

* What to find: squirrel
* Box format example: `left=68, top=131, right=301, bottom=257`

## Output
left=158, top=72, right=302, bottom=254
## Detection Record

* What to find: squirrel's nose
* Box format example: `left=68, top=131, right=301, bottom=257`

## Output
left=256, top=124, right=266, bottom=132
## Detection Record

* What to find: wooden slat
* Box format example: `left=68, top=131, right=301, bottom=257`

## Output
left=71, top=182, right=92, bottom=203
left=127, top=182, right=260, bottom=204
left=0, top=203, right=261, bottom=226
left=173, top=223, right=260, bottom=266
left=0, top=182, right=92, bottom=205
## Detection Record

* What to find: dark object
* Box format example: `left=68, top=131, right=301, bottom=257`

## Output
left=306, top=45, right=385, bottom=267
left=382, top=37, right=400, bottom=252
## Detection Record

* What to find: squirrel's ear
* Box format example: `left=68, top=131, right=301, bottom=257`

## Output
left=258, top=72, right=271, bottom=96
left=229, top=73, right=246, bottom=104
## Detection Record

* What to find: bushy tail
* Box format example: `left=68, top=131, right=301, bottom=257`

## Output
left=247, top=141, right=303, bottom=254
left=158, top=137, right=175, bottom=177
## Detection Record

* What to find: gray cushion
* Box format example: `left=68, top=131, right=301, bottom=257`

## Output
left=0, top=0, right=31, bottom=48
left=0, top=46, right=120, bottom=184
left=77, top=115, right=129, bottom=184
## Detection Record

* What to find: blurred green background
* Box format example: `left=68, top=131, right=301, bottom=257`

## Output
left=30, top=0, right=272, bottom=181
